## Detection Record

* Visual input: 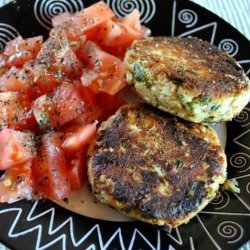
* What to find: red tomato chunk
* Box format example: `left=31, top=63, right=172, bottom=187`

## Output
left=0, top=162, right=33, bottom=203
left=3, top=36, right=43, bottom=67
left=66, top=149, right=87, bottom=190
left=81, top=41, right=126, bottom=95
left=32, top=83, right=85, bottom=130
left=0, top=66, right=27, bottom=92
left=36, top=29, right=83, bottom=80
left=0, top=92, right=35, bottom=130
left=62, top=121, right=97, bottom=153
left=0, top=129, right=36, bottom=170
left=53, top=2, right=115, bottom=40
left=32, top=132, right=71, bottom=200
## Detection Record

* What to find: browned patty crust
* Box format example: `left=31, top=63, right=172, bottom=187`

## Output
left=128, top=36, right=248, bottom=98
left=88, top=103, right=227, bottom=228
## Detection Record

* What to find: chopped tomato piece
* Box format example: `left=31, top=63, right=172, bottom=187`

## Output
left=69, top=35, right=87, bottom=60
left=0, top=67, right=26, bottom=92
left=3, top=36, right=43, bottom=67
left=37, top=29, right=82, bottom=79
left=61, top=105, right=102, bottom=133
left=74, top=2, right=114, bottom=33
left=6, top=51, right=34, bottom=67
left=54, top=45, right=83, bottom=78
left=3, top=36, right=43, bottom=57
left=0, top=64, right=55, bottom=98
left=33, top=83, right=84, bottom=130
left=96, top=19, right=123, bottom=46
left=62, top=121, right=97, bottom=153
left=81, top=69, right=100, bottom=93
left=0, top=162, right=33, bottom=203
left=81, top=41, right=126, bottom=95
left=3, top=36, right=23, bottom=57
left=74, top=105, right=102, bottom=124
left=32, top=132, right=71, bottom=200
left=0, top=92, right=35, bottom=130
left=0, top=129, right=36, bottom=169
left=24, top=36, right=43, bottom=54
left=52, top=12, right=71, bottom=27
left=0, top=55, right=8, bottom=77
left=0, top=54, right=6, bottom=67
left=96, top=10, right=150, bottom=58
left=121, top=9, right=141, bottom=29
left=59, top=2, right=114, bottom=40
left=66, top=149, right=87, bottom=190
left=23, top=61, right=59, bottom=97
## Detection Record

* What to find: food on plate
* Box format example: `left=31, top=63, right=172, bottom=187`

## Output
left=87, top=103, right=227, bottom=228
left=0, top=1, right=146, bottom=203
left=0, top=0, right=236, bottom=230
left=125, top=36, right=250, bottom=123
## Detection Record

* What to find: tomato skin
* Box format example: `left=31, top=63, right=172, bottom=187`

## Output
left=62, top=121, right=97, bottom=153
left=0, top=129, right=36, bottom=170
left=33, top=83, right=85, bottom=130
left=32, top=132, right=71, bottom=200
left=66, top=149, right=86, bottom=190
left=0, top=92, right=35, bottom=130
left=81, top=41, right=126, bottom=95
left=0, top=162, right=34, bottom=203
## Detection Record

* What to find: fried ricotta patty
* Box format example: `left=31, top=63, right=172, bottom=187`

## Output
left=125, top=36, right=250, bottom=123
left=87, top=103, right=227, bottom=228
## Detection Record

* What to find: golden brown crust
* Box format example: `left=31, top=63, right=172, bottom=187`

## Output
left=127, top=36, right=248, bottom=98
left=88, top=103, right=227, bottom=227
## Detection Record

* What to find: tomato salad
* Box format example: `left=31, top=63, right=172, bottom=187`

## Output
left=0, top=1, right=149, bottom=203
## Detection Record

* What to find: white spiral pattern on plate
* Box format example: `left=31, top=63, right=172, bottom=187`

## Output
left=230, top=152, right=250, bottom=173
left=210, top=191, right=230, bottom=210
left=218, top=38, right=239, bottom=57
left=234, top=108, right=249, bottom=126
left=0, top=23, right=19, bottom=53
left=246, top=182, right=250, bottom=194
left=34, top=0, right=84, bottom=30
left=106, top=0, right=156, bottom=23
left=217, top=221, right=243, bottom=243
left=178, top=9, right=198, bottom=28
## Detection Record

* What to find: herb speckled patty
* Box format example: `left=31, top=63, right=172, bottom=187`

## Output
left=87, top=103, right=227, bottom=228
left=125, top=36, right=250, bottom=123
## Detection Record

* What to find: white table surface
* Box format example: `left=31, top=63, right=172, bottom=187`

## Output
left=0, top=0, right=249, bottom=249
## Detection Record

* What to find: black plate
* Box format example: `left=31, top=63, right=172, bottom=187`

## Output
left=0, top=0, right=249, bottom=249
